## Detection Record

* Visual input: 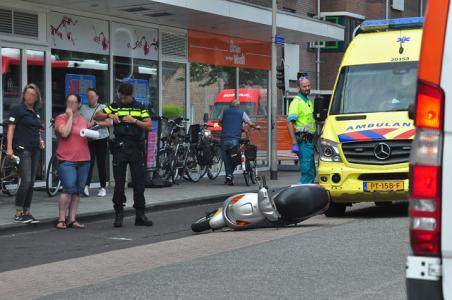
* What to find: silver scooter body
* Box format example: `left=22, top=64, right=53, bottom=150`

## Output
left=192, top=177, right=331, bottom=233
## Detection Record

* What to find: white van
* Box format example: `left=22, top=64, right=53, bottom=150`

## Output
left=406, top=0, right=452, bottom=299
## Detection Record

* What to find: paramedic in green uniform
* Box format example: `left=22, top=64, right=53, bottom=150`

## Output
left=287, top=76, right=316, bottom=184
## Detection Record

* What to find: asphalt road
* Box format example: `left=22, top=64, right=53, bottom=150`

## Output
left=0, top=201, right=410, bottom=300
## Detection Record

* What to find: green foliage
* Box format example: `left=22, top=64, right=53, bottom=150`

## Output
left=162, top=104, right=184, bottom=119
left=189, top=63, right=267, bottom=88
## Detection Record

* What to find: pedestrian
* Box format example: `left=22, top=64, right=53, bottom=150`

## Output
left=80, top=88, right=111, bottom=197
left=287, top=76, right=316, bottom=184
left=7, top=83, right=45, bottom=224
left=54, top=94, right=91, bottom=229
left=219, top=99, right=260, bottom=186
left=94, top=83, right=153, bottom=228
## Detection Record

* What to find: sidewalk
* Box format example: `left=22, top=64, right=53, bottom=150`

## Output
left=0, top=171, right=299, bottom=231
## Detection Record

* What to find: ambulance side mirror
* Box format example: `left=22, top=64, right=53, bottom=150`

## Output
left=408, top=104, right=416, bottom=120
left=314, top=96, right=329, bottom=122
left=203, top=113, right=209, bottom=123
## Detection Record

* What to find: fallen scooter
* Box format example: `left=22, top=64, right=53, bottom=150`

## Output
left=191, top=177, right=331, bottom=233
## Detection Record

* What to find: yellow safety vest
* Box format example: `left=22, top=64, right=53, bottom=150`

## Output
left=287, top=95, right=315, bottom=133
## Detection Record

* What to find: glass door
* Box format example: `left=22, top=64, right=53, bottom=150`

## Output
left=1, top=45, right=49, bottom=182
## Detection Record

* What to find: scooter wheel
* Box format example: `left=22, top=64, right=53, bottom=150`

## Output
left=191, top=217, right=211, bottom=233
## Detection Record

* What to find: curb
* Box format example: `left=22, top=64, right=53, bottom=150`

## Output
left=0, top=187, right=279, bottom=235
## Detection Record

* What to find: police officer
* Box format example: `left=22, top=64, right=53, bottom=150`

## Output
left=287, top=76, right=316, bottom=184
left=95, top=83, right=153, bottom=227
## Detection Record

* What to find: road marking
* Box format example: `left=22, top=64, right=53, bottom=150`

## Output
left=0, top=216, right=355, bottom=299
left=109, top=237, right=133, bottom=241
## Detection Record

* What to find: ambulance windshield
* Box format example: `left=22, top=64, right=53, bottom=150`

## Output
left=330, top=62, right=418, bottom=115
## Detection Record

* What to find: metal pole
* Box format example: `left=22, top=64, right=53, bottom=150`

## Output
left=270, top=0, right=278, bottom=180
left=385, top=0, right=389, bottom=19
left=316, top=0, right=321, bottom=94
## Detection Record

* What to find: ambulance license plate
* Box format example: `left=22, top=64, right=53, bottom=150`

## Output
left=363, top=181, right=404, bottom=192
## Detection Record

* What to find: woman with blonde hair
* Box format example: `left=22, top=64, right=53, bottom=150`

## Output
left=7, top=83, right=45, bottom=224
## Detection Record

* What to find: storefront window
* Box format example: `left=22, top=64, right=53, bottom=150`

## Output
left=2, top=48, right=21, bottom=124
left=239, top=68, right=269, bottom=166
left=51, top=49, right=110, bottom=183
left=190, top=64, right=236, bottom=124
left=113, top=57, right=158, bottom=114
left=162, top=62, right=186, bottom=119
left=51, top=49, right=109, bottom=117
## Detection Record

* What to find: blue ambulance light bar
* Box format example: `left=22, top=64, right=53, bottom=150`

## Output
left=360, top=17, right=424, bottom=32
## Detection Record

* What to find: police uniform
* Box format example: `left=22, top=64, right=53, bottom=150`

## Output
left=103, top=100, right=150, bottom=220
left=288, top=93, right=316, bottom=184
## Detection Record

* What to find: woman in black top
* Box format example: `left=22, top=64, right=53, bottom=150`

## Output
left=7, top=83, right=45, bottom=224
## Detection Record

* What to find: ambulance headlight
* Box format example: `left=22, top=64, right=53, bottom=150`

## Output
left=320, top=138, right=341, bottom=162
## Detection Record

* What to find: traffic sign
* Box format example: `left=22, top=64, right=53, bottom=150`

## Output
left=275, top=35, right=285, bottom=45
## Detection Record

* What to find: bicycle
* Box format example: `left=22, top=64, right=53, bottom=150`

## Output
left=0, top=123, right=21, bottom=196
left=194, top=121, right=223, bottom=180
left=46, top=118, right=61, bottom=197
left=169, top=119, right=204, bottom=183
left=239, top=131, right=258, bottom=186
left=157, top=117, right=185, bottom=181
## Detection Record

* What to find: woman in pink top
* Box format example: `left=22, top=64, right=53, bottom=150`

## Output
left=54, top=94, right=90, bottom=229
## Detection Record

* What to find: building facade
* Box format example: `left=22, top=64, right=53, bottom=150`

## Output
left=0, top=0, right=342, bottom=183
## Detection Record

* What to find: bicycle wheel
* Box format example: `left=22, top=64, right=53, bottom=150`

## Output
left=185, top=148, right=203, bottom=182
left=170, top=146, right=183, bottom=183
left=207, top=143, right=223, bottom=180
left=1, top=155, right=21, bottom=196
left=157, top=147, right=173, bottom=180
left=243, top=165, right=250, bottom=186
left=248, top=160, right=257, bottom=184
left=46, top=154, right=61, bottom=197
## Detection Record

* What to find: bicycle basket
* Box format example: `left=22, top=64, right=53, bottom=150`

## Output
left=189, top=124, right=201, bottom=144
left=245, top=144, right=257, bottom=161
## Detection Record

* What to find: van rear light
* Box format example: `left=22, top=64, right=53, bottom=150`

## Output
left=415, top=81, right=444, bottom=129
left=409, top=79, right=444, bottom=256
left=410, top=226, right=441, bottom=255
left=409, top=164, right=442, bottom=256
left=411, top=165, right=440, bottom=198
left=411, top=217, right=437, bottom=231
left=411, top=199, right=436, bottom=212
left=410, top=129, right=442, bottom=165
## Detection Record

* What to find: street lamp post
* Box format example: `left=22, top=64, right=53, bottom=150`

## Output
left=270, top=0, right=278, bottom=180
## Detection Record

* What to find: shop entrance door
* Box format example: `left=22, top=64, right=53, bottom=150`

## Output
left=0, top=44, right=51, bottom=184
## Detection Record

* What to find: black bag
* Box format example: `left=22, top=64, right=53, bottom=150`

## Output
left=197, top=142, right=213, bottom=166
left=227, top=145, right=241, bottom=166
left=245, top=144, right=257, bottom=161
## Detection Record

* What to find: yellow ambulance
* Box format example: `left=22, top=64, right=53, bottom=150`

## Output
left=316, top=18, right=423, bottom=216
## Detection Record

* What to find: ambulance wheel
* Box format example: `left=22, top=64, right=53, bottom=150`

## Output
left=324, top=202, right=346, bottom=217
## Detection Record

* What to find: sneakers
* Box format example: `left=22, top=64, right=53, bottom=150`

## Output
left=225, top=176, right=234, bottom=186
left=97, top=188, right=107, bottom=197
left=83, top=185, right=90, bottom=197
left=14, top=215, right=33, bottom=224
left=26, top=214, right=40, bottom=224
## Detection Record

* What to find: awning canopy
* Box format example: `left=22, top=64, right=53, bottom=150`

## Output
left=25, top=0, right=344, bottom=43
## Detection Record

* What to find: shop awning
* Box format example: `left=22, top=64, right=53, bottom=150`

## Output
left=26, top=0, right=343, bottom=43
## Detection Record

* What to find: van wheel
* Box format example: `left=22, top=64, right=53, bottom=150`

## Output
left=324, top=202, right=346, bottom=217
